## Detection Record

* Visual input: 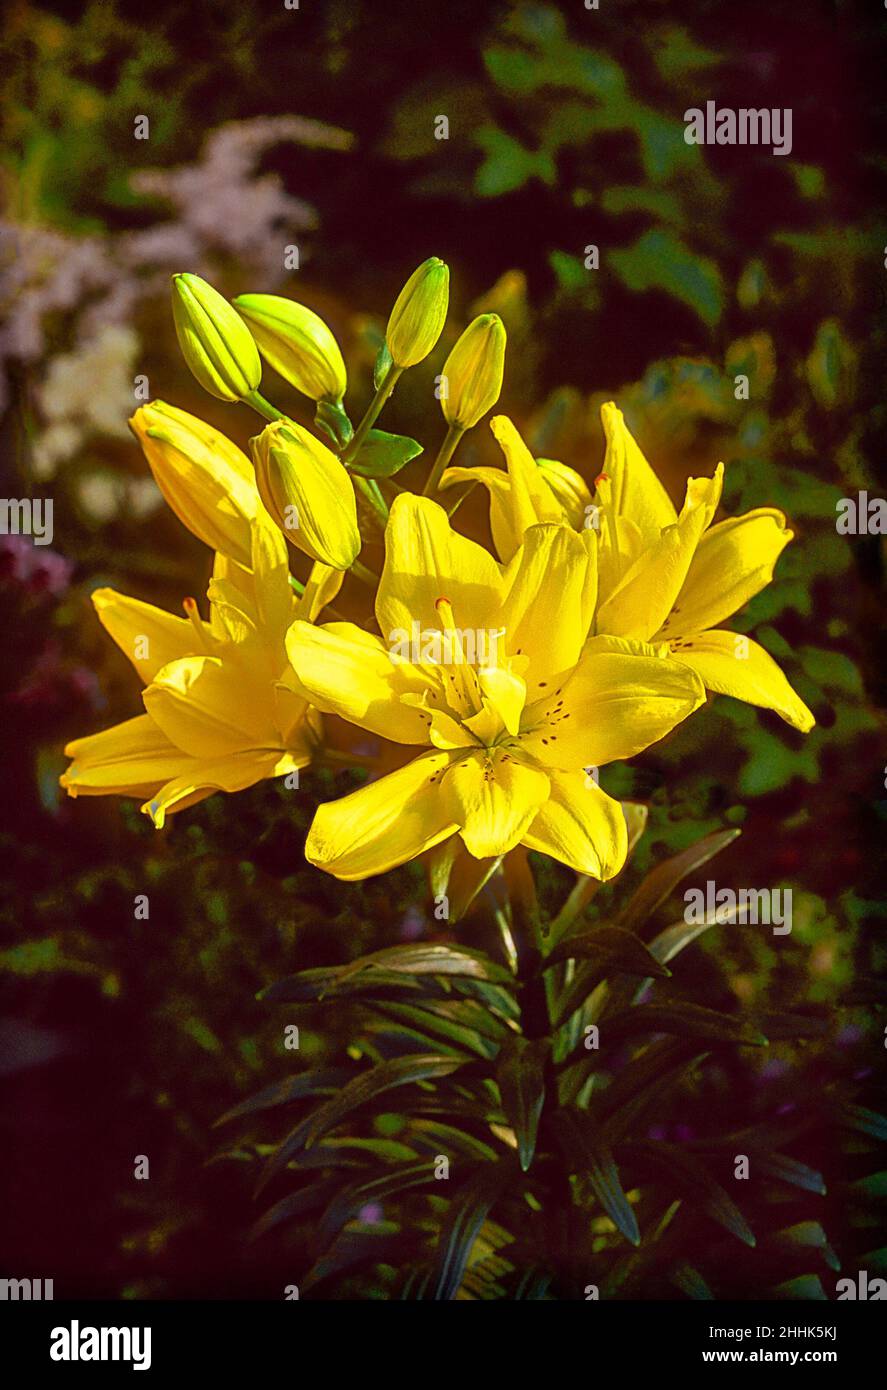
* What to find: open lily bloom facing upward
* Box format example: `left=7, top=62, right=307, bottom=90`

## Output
left=61, top=520, right=337, bottom=826
left=445, top=405, right=814, bottom=734
left=285, top=494, right=707, bottom=881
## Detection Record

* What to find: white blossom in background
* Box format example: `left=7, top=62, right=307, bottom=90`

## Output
left=0, top=115, right=352, bottom=499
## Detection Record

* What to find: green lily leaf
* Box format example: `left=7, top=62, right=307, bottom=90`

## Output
left=555, top=1111, right=640, bottom=1247
left=335, top=942, right=515, bottom=986
left=303, top=1055, right=469, bottom=1150
left=601, top=1003, right=769, bottom=1048
left=314, top=398, right=353, bottom=450
left=429, top=1161, right=515, bottom=1300
left=215, top=1067, right=352, bottom=1127
left=627, top=1140, right=756, bottom=1247
left=620, top=827, right=741, bottom=932
left=349, top=428, right=423, bottom=477
left=496, top=1036, right=547, bottom=1172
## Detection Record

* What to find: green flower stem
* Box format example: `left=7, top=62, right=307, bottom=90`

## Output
left=341, top=365, right=404, bottom=465
left=350, top=558, right=381, bottom=587
left=423, top=422, right=464, bottom=497
left=243, top=389, right=286, bottom=423
left=444, top=479, right=477, bottom=519
left=493, top=908, right=519, bottom=975
left=354, top=474, right=389, bottom=526
left=546, top=875, right=602, bottom=951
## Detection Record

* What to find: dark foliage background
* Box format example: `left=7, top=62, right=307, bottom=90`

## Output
left=1, top=0, right=884, bottom=1297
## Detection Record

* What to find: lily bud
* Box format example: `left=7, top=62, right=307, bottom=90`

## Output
left=232, top=294, right=347, bottom=403
left=130, top=401, right=261, bottom=568
left=440, top=313, right=506, bottom=430
left=171, top=273, right=261, bottom=402
left=385, top=257, right=449, bottom=368
left=250, top=421, right=360, bottom=570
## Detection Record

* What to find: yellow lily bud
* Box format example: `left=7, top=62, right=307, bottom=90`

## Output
left=250, top=420, right=360, bottom=570
left=232, top=294, right=347, bottom=403
left=130, top=401, right=261, bottom=568
left=385, top=257, right=449, bottom=368
left=441, top=313, right=506, bottom=429
left=171, top=273, right=262, bottom=402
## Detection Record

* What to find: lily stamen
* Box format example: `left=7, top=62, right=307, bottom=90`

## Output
left=434, top=596, right=483, bottom=716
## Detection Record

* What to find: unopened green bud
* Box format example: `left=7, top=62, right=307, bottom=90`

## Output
left=233, top=294, right=347, bottom=403
left=385, top=257, right=449, bottom=368
left=171, top=273, right=262, bottom=402
left=441, top=314, right=506, bottom=430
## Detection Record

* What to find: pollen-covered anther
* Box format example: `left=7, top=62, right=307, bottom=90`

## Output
left=182, top=596, right=212, bottom=650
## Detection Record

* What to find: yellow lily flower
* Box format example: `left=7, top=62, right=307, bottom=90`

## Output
left=591, top=403, right=815, bottom=733
left=445, top=407, right=814, bottom=733
left=284, top=494, right=706, bottom=881
left=61, top=520, right=336, bottom=826
left=131, top=401, right=267, bottom=569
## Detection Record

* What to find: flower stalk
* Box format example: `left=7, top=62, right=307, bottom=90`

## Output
left=422, top=421, right=464, bottom=497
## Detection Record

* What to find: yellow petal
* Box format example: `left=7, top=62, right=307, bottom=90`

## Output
left=595, top=510, right=646, bottom=606
left=143, top=749, right=296, bottom=828
left=440, top=749, right=550, bottom=859
left=537, top=458, right=594, bottom=528
left=92, top=587, right=204, bottom=683
left=522, top=773, right=628, bottom=879
left=662, top=508, right=793, bottom=638
left=478, top=664, right=526, bottom=736
left=297, top=561, right=345, bottom=622
left=595, top=470, right=720, bottom=642
left=376, top=493, right=505, bottom=640
left=401, top=698, right=477, bottom=750
left=144, top=655, right=275, bottom=757
left=518, top=635, right=706, bottom=769
left=131, top=401, right=262, bottom=568
left=600, top=402, right=677, bottom=541
left=208, top=551, right=257, bottom=641
left=247, top=515, right=296, bottom=657
left=489, top=415, right=566, bottom=558
left=668, top=630, right=815, bottom=732
left=500, top=523, right=595, bottom=690
left=61, top=714, right=196, bottom=797
left=439, top=465, right=520, bottom=563
left=306, top=751, right=460, bottom=879
left=285, top=619, right=435, bottom=745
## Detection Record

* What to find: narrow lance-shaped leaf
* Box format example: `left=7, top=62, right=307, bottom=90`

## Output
left=626, top=1140, right=756, bottom=1248
left=303, top=1055, right=467, bottom=1149
left=496, top=1036, right=547, bottom=1172
left=619, top=828, right=741, bottom=932
left=545, top=925, right=673, bottom=975
left=554, top=1111, right=640, bottom=1247
left=214, top=1067, right=352, bottom=1127
left=335, top=943, right=515, bottom=987
left=600, top=1002, right=769, bottom=1049
left=429, top=1161, right=515, bottom=1301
